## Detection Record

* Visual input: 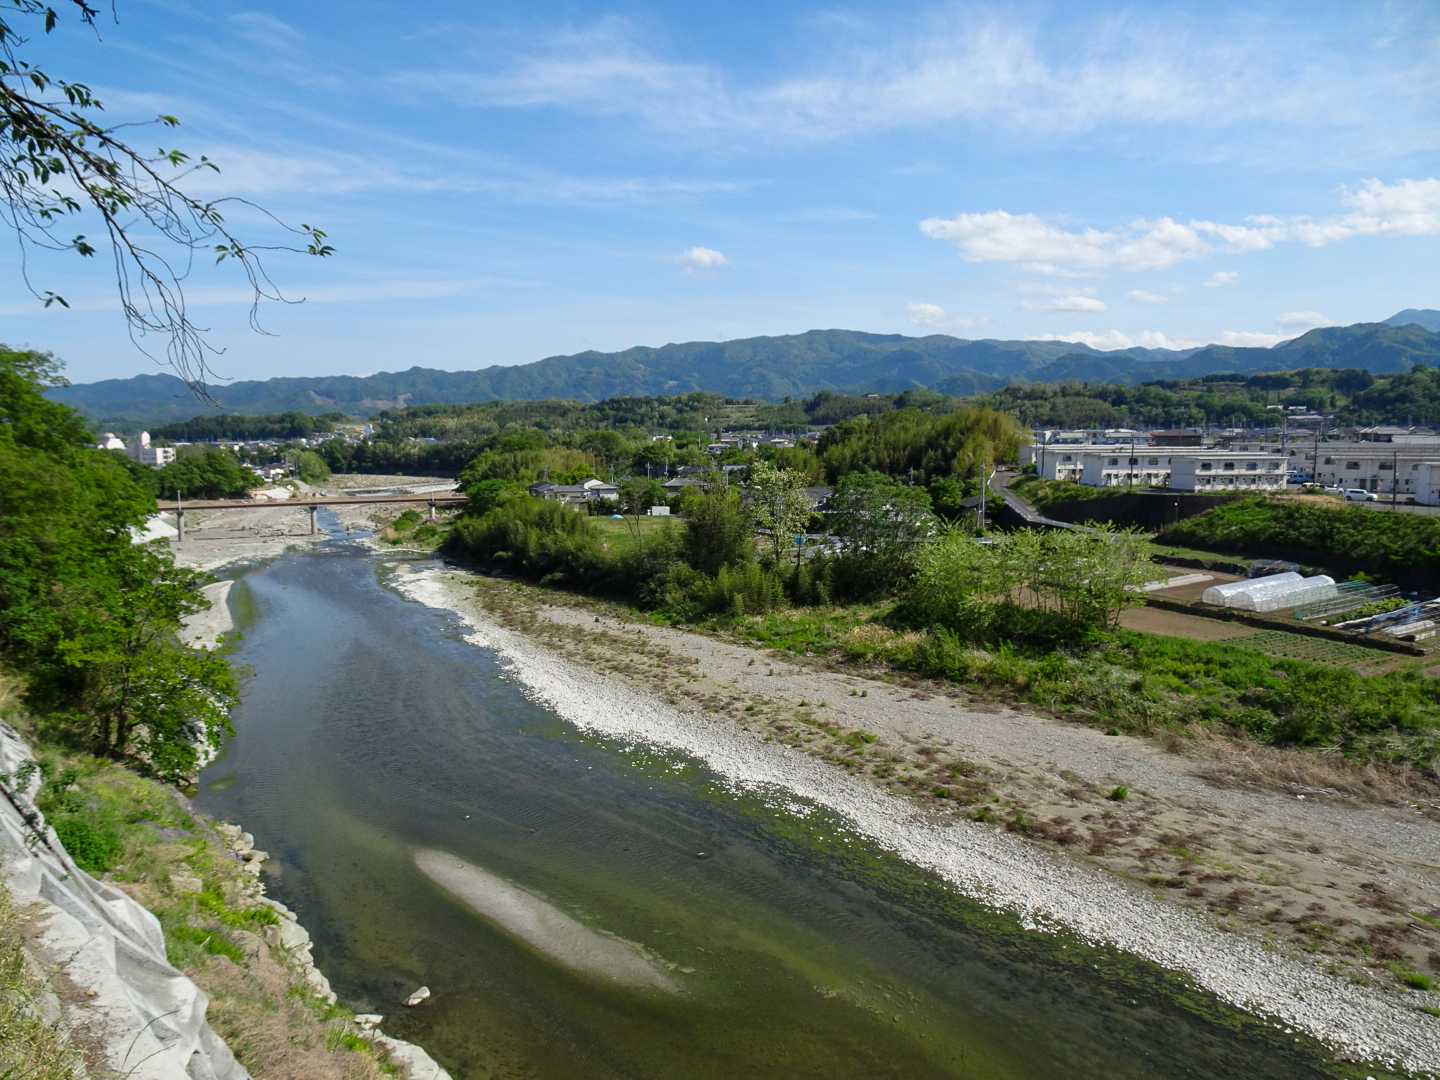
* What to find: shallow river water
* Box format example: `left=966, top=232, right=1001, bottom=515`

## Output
left=197, top=537, right=1367, bottom=1080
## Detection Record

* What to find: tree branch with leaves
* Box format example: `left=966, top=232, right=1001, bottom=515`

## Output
left=0, top=0, right=332, bottom=400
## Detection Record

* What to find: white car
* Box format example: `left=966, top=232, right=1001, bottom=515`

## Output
left=1343, top=489, right=1379, bottom=501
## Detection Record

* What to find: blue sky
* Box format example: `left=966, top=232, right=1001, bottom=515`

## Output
left=3, top=0, right=1438, bottom=385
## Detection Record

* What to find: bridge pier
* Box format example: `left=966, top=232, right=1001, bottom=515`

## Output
left=176, top=508, right=185, bottom=543
left=309, top=504, right=319, bottom=535
left=428, top=499, right=436, bottom=523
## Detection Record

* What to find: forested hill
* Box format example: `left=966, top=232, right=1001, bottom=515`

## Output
left=48, top=319, right=1440, bottom=427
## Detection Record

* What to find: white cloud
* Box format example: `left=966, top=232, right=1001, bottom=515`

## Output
left=676, top=246, right=728, bottom=274
left=1204, top=271, right=1239, bottom=287
left=905, top=302, right=983, bottom=332
left=1125, top=289, right=1171, bottom=304
left=920, top=179, right=1440, bottom=275
left=1218, top=330, right=1286, bottom=347
left=1037, top=330, right=1201, bottom=351
left=1036, top=327, right=1291, bottom=351
left=1275, top=310, right=1330, bottom=329
left=1022, top=295, right=1107, bottom=313
left=906, top=302, right=948, bottom=327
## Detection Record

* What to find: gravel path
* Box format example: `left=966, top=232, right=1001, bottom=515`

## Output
left=395, top=566, right=1440, bottom=1077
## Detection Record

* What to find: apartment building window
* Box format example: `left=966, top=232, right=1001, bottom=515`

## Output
left=1199, top=461, right=1212, bottom=471
left=1246, top=462, right=1258, bottom=470
left=1379, top=461, right=1393, bottom=470
left=1223, top=462, right=1236, bottom=471
left=1108, top=458, right=1119, bottom=466
left=1324, top=457, right=1335, bottom=465
left=1346, top=461, right=1360, bottom=470
left=1148, top=457, right=1160, bottom=465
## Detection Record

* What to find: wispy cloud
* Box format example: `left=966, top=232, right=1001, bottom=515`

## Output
left=176, top=143, right=749, bottom=206
left=921, top=179, right=1440, bottom=274
left=386, top=7, right=1437, bottom=153
left=1204, top=271, right=1239, bottom=287
left=1125, top=289, right=1171, bottom=304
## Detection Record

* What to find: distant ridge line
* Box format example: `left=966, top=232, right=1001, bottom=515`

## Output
left=45, top=314, right=1440, bottom=427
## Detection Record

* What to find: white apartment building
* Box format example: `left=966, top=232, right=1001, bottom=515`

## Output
left=1303, top=445, right=1437, bottom=495
left=1169, top=452, right=1286, bottom=492
left=1080, top=451, right=1174, bottom=488
left=1031, top=447, right=1287, bottom=492
left=1026, top=443, right=1148, bottom=482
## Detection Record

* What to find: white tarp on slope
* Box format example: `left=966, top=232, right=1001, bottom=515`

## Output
left=0, top=723, right=249, bottom=1080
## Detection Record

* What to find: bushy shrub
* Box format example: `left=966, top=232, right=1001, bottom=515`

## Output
left=49, top=815, right=122, bottom=874
left=443, top=498, right=605, bottom=585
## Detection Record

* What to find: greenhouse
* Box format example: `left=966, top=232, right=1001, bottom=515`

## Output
left=1200, top=572, right=1339, bottom=612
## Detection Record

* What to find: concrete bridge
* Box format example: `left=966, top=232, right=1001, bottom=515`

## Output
left=158, top=491, right=466, bottom=541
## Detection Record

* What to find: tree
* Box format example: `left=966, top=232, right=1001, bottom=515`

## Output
left=51, top=544, right=239, bottom=781
left=155, top=448, right=256, bottom=499
left=617, top=475, right=666, bottom=515
left=0, top=1, right=332, bottom=397
left=682, top=476, right=753, bottom=575
left=294, top=449, right=330, bottom=484
left=826, top=471, right=937, bottom=594
left=0, top=347, right=238, bottom=780
left=462, top=477, right=519, bottom=517
left=747, top=460, right=812, bottom=563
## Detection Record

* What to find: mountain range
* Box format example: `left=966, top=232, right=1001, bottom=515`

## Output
left=47, top=310, right=1440, bottom=428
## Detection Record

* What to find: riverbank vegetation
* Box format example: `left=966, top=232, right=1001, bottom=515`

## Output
left=442, top=461, right=1440, bottom=774
left=1, top=349, right=239, bottom=782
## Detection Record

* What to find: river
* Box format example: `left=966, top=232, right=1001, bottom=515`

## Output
left=196, top=535, right=1365, bottom=1079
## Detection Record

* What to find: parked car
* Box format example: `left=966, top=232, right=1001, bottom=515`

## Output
left=1344, top=489, right=1379, bottom=501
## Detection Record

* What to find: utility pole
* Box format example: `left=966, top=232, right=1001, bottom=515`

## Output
left=978, top=458, right=987, bottom=533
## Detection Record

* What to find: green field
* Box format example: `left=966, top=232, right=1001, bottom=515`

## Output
left=591, top=513, right=680, bottom=554
left=1223, top=629, right=1403, bottom=671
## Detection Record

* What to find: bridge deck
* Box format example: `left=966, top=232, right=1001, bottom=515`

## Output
left=158, top=492, right=465, bottom=512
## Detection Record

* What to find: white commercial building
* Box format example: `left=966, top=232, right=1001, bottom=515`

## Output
left=96, top=431, right=175, bottom=467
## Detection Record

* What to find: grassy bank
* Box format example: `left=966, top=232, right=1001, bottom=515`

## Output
left=4, top=718, right=407, bottom=1080
left=0, top=877, right=82, bottom=1080
left=1009, top=474, right=1140, bottom=508
left=1156, top=497, right=1440, bottom=582
left=691, top=607, right=1440, bottom=773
